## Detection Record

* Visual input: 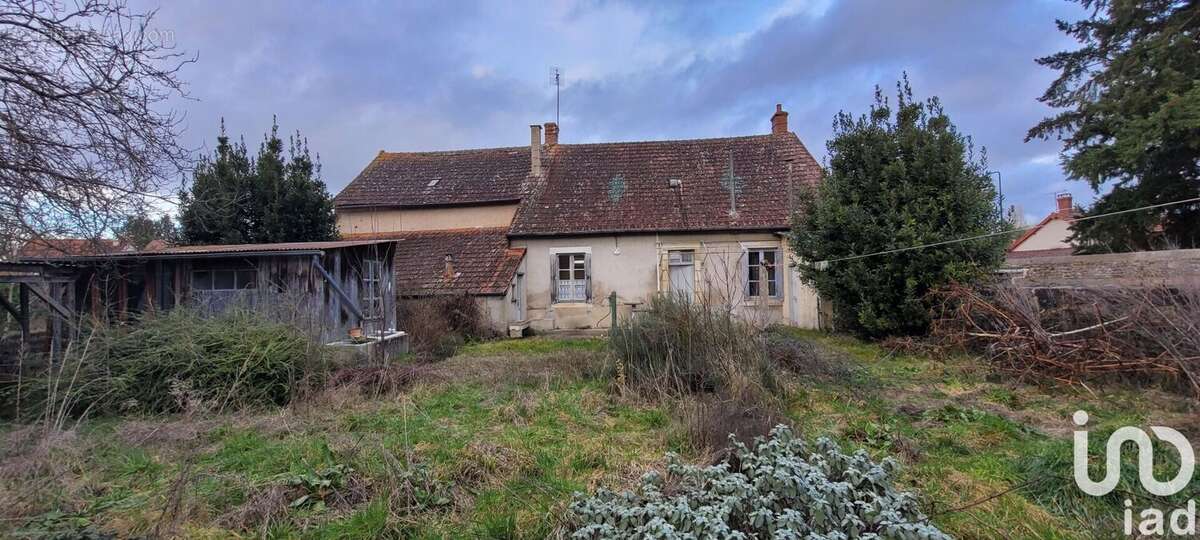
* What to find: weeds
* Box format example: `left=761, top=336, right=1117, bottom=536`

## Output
left=1, top=308, right=329, bottom=421
left=609, top=294, right=779, bottom=404
left=398, top=295, right=495, bottom=361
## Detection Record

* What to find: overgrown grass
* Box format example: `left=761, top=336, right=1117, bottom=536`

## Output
left=1, top=329, right=1194, bottom=538
left=1, top=308, right=329, bottom=423
left=456, top=335, right=607, bottom=357
left=609, top=294, right=781, bottom=404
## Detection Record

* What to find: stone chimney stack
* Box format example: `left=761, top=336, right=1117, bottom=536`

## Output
left=770, top=104, right=788, bottom=135
left=529, top=124, right=542, bottom=177
left=1055, top=192, right=1073, bottom=216
left=544, top=122, right=559, bottom=146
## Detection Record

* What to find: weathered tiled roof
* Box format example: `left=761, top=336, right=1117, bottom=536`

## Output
left=17, top=238, right=131, bottom=258
left=19, top=239, right=394, bottom=260
left=334, top=147, right=529, bottom=208
left=509, top=133, right=819, bottom=236
left=347, top=228, right=523, bottom=296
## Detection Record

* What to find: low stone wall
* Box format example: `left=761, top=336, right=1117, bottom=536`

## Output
left=1002, top=248, right=1200, bottom=288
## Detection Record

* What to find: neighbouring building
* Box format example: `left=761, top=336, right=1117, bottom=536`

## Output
left=334, top=104, right=826, bottom=333
left=1007, top=193, right=1079, bottom=259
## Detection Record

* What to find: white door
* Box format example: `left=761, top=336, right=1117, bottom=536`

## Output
left=668, top=250, right=695, bottom=299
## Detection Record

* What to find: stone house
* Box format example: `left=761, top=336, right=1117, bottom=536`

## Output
left=334, top=105, right=826, bottom=333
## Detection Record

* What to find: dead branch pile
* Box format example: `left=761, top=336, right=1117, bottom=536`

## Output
left=931, top=282, right=1200, bottom=394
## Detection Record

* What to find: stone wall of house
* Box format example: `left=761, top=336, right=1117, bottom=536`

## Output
left=1002, top=248, right=1200, bottom=288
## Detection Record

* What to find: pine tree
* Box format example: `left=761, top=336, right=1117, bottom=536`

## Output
left=179, top=120, right=253, bottom=244
left=1027, top=0, right=1200, bottom=252
left=179, top=118, right=338, bottom=245
left=790, top=78, right=1007, bottom=338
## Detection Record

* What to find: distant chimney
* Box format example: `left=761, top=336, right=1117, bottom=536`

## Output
left=1055, top=192, right=1073, bottom=216
left=771, top=104, right=788, bottom=135
left=544, top=122, right=559, bottom=146
left=443, top=254, right=454, bottom=281
left=529, top=124, right=542, bottom=177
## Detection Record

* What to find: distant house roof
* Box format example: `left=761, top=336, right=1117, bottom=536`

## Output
left=1009, top=193, right=1080, bottom=253
left=20, top=239, right=395, bottom=261
left=334, top=147, right=529, bottom=209
left=348, top=228, right=523, bottom=296
left=17, top=238, right=132, bottom=258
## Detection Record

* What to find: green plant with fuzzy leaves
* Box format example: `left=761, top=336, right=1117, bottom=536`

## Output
left=570, top=425, right=949, bottom=539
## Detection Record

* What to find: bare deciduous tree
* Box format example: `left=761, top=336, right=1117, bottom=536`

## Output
left=0, top=0, right=191, bottom=254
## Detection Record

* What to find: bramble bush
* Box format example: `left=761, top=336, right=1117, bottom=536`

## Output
left=570, top=425, right=949, bottom=539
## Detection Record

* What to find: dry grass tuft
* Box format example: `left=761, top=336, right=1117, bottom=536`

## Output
left=671, top=397, right=782, bottom=460
left=450, top=439, right=534, bottom=488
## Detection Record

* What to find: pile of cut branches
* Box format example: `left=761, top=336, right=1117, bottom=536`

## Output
left=930, top=282, right=1200, bottom=394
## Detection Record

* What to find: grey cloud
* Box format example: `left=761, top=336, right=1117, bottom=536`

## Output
left=137, top=0, right=1091, bottom=218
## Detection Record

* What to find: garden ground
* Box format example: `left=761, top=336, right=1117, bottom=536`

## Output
left=1, top=330, right=1195, bottom=539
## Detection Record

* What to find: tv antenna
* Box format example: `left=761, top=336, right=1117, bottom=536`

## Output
left=549, top=67, right=561, bottom=125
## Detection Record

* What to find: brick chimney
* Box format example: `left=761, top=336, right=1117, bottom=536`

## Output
left=443, top=254, right=455, bottom=281
left=1055, top=192, right=1073, bottom=217
left=544, top=122, right=558, bottom=146
left=770, top=104, right=788, bottom=135
left=529, top=124, right=542, bottom=177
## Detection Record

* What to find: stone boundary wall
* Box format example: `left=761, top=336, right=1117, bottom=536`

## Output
left=1001, top=248, right=1200, bottom=288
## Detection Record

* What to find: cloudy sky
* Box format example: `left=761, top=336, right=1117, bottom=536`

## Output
left=138, top=0, right=1089, bottom=223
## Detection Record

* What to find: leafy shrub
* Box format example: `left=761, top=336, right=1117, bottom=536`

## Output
left=609, top=294, right=779, bottom=402
left=398, top=295, right=494, bottom=361
left=571, top=425, right=949, bottom=539
left=789, top=78, right=1007, bottom=338
left=2, top=308, right=328, bottom=420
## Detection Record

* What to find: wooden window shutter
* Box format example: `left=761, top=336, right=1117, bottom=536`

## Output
left=772, top=249, right=783, bottom=298
left=584, top=253, right=593, bottom=302
left=741, top=246, right=751, bottom=299
left=550, top=255, right=558, bottom=303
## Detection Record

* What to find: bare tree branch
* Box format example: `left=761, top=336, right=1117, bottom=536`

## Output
left=0, top=0, right=193, bottom=255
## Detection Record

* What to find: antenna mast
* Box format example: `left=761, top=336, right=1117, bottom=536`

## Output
left=550, top=67, right=561, bottom=126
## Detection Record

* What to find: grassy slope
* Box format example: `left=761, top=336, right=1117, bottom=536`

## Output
left=1, top=334, right=1195, bottom=539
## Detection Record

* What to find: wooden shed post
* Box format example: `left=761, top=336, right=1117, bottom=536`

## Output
left=17, top=284, right=30, bottom=345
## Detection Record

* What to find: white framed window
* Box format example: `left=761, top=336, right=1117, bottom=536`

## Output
left=667, top=249, right=695, bottom=298
left=746, top=248, right=781, bottom=299
left=192, top=269, right=257, bottom=291
left=554, top=252, right=589, bottom=302
left=361, top=258, right=385, bottom=319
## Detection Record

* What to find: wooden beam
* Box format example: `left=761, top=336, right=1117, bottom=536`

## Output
left=0, top=293, right=19, bottom=320
left=18, top=284, right=29, bottom=343
left=311, top=255, right=364, bottom=322
left=27, top=282, right=74, bottom=322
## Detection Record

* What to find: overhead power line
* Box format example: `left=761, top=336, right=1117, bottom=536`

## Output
left=813, top=195, right=1200, bottom=267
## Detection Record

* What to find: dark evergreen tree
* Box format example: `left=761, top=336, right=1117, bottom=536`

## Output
left=1027, top=0, right=1200, bottom=252
left=179, top=118, right=337, bottom=245
left=179, top=120, right=253, bottom=244
left=116, top=213, right=178, bottom=249
left=790, top=79, right=1007, bottom=338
